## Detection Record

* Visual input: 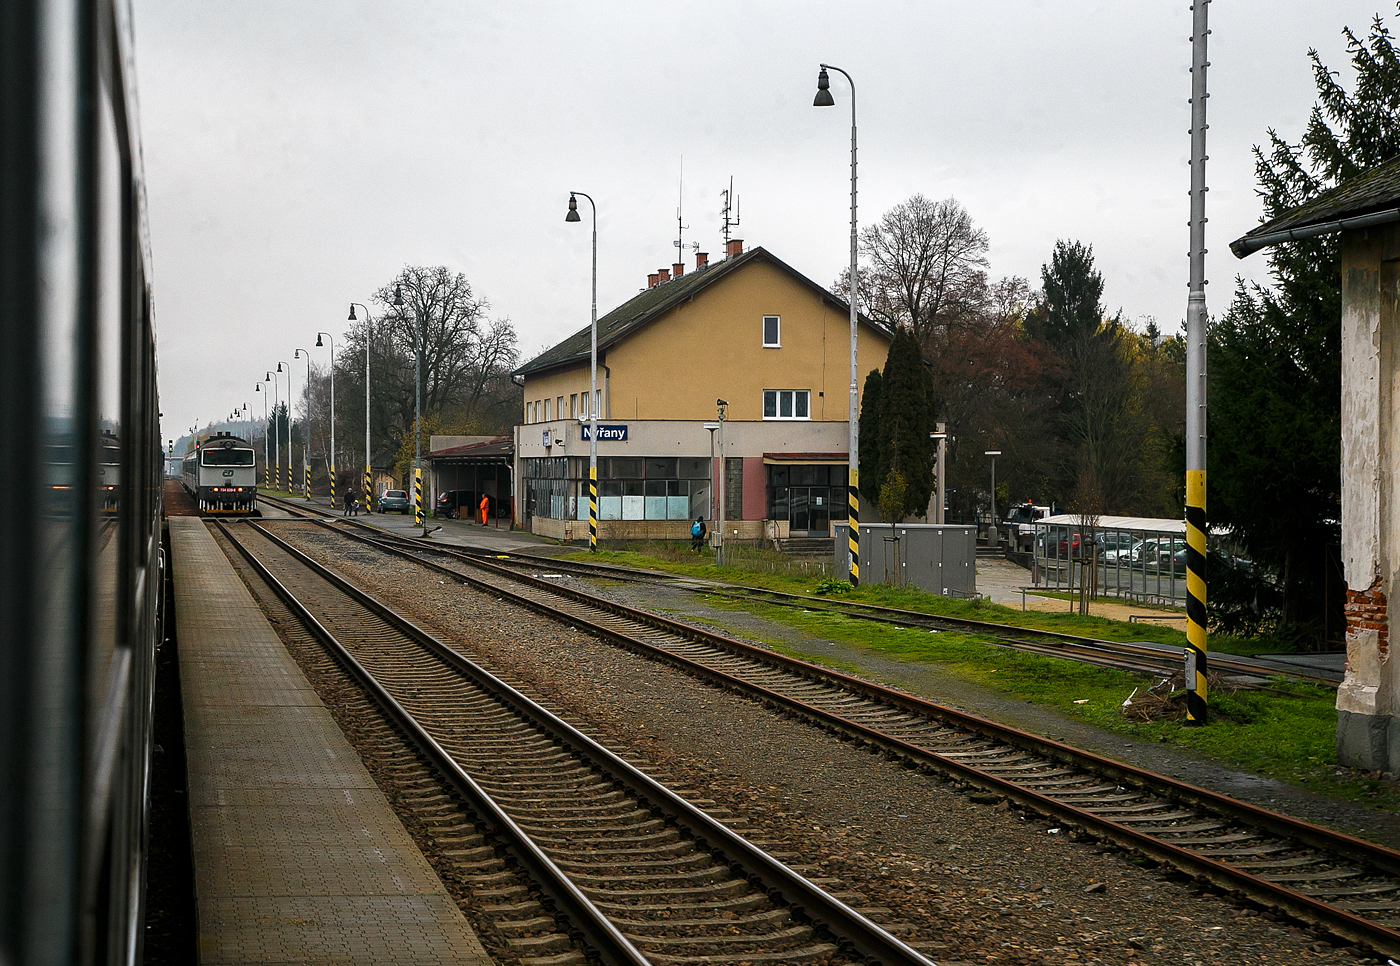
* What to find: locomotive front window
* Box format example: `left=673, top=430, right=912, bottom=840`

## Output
left=202, top=449, right=254, bottom=466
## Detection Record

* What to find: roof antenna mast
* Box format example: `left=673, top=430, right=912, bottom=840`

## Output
left=720, top=176, right=741, bottom=247
left=674, top=156, right=690, bottom=265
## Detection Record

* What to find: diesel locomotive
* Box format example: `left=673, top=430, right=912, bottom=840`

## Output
left=182, top=432, right=258, bottom=514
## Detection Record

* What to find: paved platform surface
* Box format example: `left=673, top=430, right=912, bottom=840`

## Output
left=170, top=517, right=493, bottom=965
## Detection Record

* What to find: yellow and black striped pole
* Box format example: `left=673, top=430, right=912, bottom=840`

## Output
left=1185, top=472, right=1207, bottom=722
left=1184, top=0, right=1211, bottom=724
left=588, top=464, right=598, bottom=550
left=847, top=467, right=860, bottom=586
left=413, top=467, right=423, bottom=527
left=304, top=463, right=310, bottom=500
left=365, top=464, right=372, bottom=514
left=329, top=463, right=336, bottom=509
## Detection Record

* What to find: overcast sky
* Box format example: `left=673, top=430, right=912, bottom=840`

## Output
left=134, top=0, right=1391, bottom=443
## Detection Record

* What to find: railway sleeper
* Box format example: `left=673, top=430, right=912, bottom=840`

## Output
left=581, top=878, right=753, bottom=900
left=641, top=942, right=841, bottom=965
left=609, top=908, right=793, bottom=933
left=591, top=894, right=772, bottom=916
left=566, top=865, right=740, bottom=887
left=552, top=854, right=712, bottom=874
left=631, top=925, right=816, bottom=949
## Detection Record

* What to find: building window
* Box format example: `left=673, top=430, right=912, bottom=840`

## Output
left=763, top=389, right=810, bottom=420
left=557, top=396, right=564, bottom=419
left=523, top=456, right=709, bottom=522
left=762, top=315, right=780, bottom=347
left=570, top=393, right=578, bottom=417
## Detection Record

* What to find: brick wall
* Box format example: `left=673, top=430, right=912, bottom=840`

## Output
left=1346, top=576, right=1389, bottom=659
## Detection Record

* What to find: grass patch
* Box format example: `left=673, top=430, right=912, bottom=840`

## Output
left=692, top=592, right=1397, bottom=812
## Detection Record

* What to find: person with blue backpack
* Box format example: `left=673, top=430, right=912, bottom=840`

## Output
left=690, top=515, right=707, bottom=553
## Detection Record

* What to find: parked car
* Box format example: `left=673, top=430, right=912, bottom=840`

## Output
left=1135, top=536, right=1185, bottom=569
left=1103, top=536, right=1144, bottom=565
left=377, top=488, right=411, bottom=514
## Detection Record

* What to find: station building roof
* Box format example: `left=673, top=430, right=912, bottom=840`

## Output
left=514, top=246, right=887, bottom=380
left=1231, top=152, right=1400, bottom=257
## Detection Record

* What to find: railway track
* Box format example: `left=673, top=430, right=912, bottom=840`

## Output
left=256, top=493, right=1332, bottom=688
left=217, top=518, right=934, bottom=966
left=270, top=515, right=1400, bottom=958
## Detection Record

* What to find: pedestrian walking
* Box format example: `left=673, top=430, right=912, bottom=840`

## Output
left=342, top=489, right=353, bottom=516
left=690, top=516, right=707, bottom=553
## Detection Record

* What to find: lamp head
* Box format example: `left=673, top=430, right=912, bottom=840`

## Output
left=716, top=398, right=728, bottom=407
left=565, top=193, right=581, bottom=223
left=295, top=348, right=302, bottom=359
left=256, top=384, right=261, bottom=392
left=393, top=284, right=404, bottom=307
left=347, top=304, right=357, bottom=321
left=813, top=67, right=835, bottom=107
left=276, top=363, right=283, bottom=372
left=316, top=334, right=323, bottom=347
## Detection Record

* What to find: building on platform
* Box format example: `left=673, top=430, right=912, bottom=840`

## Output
left=511, top=242, right=892, bottom=544
left=1231, top=153, right=1400, bottom=773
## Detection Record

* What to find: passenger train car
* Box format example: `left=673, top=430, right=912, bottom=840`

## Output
left=2, top=1, right=164, bottom=964
left=182, top=432, right=258, bottom=513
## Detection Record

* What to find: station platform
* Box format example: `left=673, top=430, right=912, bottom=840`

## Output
left=169, top=516, right=493, bottom=965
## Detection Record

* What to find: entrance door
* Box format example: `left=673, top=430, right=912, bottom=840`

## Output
left=768, top=465, right=843, bottom=536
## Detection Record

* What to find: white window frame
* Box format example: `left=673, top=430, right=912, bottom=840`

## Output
left=762, top=314, right=780, bottom=348
left=762, top=389, right=811, bottom=420
left=544, top=398, right=552, bottom=421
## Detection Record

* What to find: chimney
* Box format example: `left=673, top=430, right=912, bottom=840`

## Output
left=726, top=239, right=744, bottom=258
left=658, top=268, right=670, bottom=282
left=696, top=252, right=709, bottom=270
left=672, top=262, right=684, bottom=278
left=648, top=272, right=659, bottom=288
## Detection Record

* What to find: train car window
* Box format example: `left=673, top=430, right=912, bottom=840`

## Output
left=202, top=449, right=255, bottom=466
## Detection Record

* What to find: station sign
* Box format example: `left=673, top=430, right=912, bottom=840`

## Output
left=580, top=423, right=628, bottom=441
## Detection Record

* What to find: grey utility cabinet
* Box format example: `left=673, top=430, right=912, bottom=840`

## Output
left=834, top=523, right=977, bottom=597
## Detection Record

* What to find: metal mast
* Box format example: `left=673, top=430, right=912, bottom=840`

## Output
left=1185, top=0, right=1211, bottom=724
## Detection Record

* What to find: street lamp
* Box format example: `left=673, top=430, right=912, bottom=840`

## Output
left=814, top=63, right=861, bottom=586
left=985, top=450, right=1002, bottom=545
left=349, top=303, right=373, bottom=512
left=703, top=421, right=720, bottom=543
left=294, top=348, right=312, bottom=498
left=316, top=331, right=337, bottom=509
left=276, top=361, right=291, bottom=492
left=256, top=379, right=270, bottom=488
left=393, top=281, right=429, bottom=535
left=565, top=191, right=600, bottom=551
left=931, top=426, right=948, bottom=525
left=716, top=399, right=728, bottom=567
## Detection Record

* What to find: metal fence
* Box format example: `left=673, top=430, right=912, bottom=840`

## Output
left=1032, top=520, right=1188, bottom=607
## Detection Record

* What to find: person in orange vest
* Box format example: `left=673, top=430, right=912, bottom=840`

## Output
left=479, top=493, right=490, bottom=525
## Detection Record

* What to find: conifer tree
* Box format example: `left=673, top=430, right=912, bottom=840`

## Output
left=1211, top=14, right=1400, bottom=638
left=875, top=328, right=935, bottom=519
left=858, top=368, right=884, bottom=506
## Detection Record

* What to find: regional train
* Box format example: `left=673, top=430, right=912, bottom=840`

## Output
left=182, top=432, right=258, bottom=514
left=2, top=1, right=164, bottom=963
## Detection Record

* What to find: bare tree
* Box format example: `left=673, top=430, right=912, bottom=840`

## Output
left=837, top=194, right=990, bottom=349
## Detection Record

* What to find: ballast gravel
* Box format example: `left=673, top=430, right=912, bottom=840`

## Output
left=282, top=524, right=1381, bottom=966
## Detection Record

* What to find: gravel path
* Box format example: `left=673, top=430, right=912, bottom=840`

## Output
left=280, top=524, right=1383, bottom=966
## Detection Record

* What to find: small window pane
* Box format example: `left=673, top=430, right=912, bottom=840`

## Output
left=644, top=479, right=667, bottom=497
left=645, top=458, right=677, bottom=479
left=795, top=390, right=809, bottom=418
left=763, top=315, right=780, bottom=346
left=763, top=391, right=777, bottom=418
left=779, top=391, right=793, bottom=417
left=679, top=457, right=709, bottom=479
left=612, top=457, right=643, bottom=479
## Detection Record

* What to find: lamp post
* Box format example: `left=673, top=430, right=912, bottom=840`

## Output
left=704, top=421, right=720, bottom=546
left=814, top=63, right=861, bottom=586
left=294, top=348, right=311, bottom=498
left=316, top=331, right=336, bottom=510
left=565, top=191, right=600, bottom=552
left=985, top=449, right=1001, bottom=546
left=349, top=303, right=372, bottom=512
left=392, top=281, right=429, bottom=535
left=276, top=361, right=291, bottom=492
left=256, top=378, right=270, bottom=488
left=716, top=399, right=728, bottom=567
left=931, top=426, right=948, bottom=525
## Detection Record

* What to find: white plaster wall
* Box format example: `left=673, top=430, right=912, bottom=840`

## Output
left=1340, top=257, right=1381, bottom=595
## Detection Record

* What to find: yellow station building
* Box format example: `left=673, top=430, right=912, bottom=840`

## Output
left=511, top=242, right=892, bottom=542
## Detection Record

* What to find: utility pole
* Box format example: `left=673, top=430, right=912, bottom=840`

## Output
left=1184, top=0, right=1211, bottom=725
